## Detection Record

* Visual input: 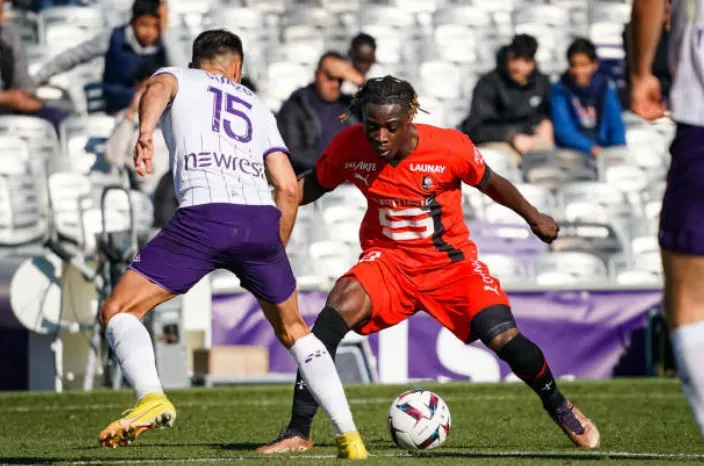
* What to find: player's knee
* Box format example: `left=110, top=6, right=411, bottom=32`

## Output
left=468, top=304, right=518, bottom=351
left=326, top=279, right=371, bottom=329
left=276, top=315, right=309, bottom=349
left=99, top=298, right=126, bottom=327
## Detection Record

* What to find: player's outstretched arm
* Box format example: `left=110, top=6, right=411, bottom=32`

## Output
left=134, top=73, right=178, bottom=177
left=478, top=169, right=559, bottom=244
left=266, top=152, right=299, bottom=247
left=298, top=170, right=329, bottom=206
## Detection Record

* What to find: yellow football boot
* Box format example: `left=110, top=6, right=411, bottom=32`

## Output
left=335, top=430, right=368, bottom=460
left=98, top=392, right=176, bottom=448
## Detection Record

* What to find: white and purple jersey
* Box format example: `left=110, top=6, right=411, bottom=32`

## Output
left=669, top=0, right=704, bottom=126
left=154, top=67, right=288, bottom=208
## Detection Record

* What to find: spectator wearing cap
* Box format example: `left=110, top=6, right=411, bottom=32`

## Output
left=549, top=38, right=626, bottom=157
left=33, top=0, right=187, bottom=114
left=277, top=51, right=363, bottom=175
left=0, top=0, right=68, bottom=132
left=461, top=34, right=553, bottom=164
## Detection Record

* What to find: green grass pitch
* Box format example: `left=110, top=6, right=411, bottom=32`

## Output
left=0, top=379, right=702, bottom=465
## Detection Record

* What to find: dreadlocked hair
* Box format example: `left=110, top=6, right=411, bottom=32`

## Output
left=341, top=75, right=425, bottom=122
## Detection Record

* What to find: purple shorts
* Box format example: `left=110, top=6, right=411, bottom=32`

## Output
left=659, top=123, right=704, bottom=255
left=129, top=203, right=296, bottom=303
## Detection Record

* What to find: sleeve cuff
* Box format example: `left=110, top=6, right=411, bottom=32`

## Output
left=263, top=147, right=291, bottom=158
left=475, top=165, right=492, bottom=190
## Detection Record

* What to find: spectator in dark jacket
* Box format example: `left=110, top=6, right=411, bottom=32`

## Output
left=33, top=0, right=186, bottom=114
left=277, top=51, right=363, bottom=174
left=550, top=38, right=626, bottom=157
left=461, top=34, right=553, bottom=163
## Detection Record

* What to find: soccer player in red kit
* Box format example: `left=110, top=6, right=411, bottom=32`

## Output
left=258, top=76, right=600, bottom=455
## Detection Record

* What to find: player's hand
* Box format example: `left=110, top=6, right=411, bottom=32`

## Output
left=133, top=132, right=154, bottom=177
left=631, top=73, right=666, bottom=121
left=512, top=134, right=534, bottom=155
left=529, top=213, right=559, bottom=244
left=324, top=57, right=363, bottom=85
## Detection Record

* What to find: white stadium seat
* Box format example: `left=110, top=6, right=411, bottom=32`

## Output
left=479, top=253, right=531, bottom=285
left=266, top=62, right=310, bottom=101
left=534, top=252, right=608, bottom=285
left=420, top=61, right=462, bottom=100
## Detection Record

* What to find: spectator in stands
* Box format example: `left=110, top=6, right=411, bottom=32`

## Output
left=33, top=0, right=187, bottom=114
left=461, top=34, right=553, bottom=164
left=105, top=58, right=166, bottom=195
left=0, top=0, right=68, bottom=133
left=277, top=51, right=363, bottom=174
left=349, top=33, right=376, bottom=78
left=550, top=38, right=626, bottom=157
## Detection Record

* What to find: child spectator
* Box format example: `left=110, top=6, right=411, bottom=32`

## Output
left=550, top=38, right=626, bottom=157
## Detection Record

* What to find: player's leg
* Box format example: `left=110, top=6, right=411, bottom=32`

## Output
left=98, top=207, right=221, bottom=447
left=257, top=285, right=369, bottom=459
left=420, top=257, right=598, bottom=449
left=662, top=251, right=704, bottom=435
left=258, top=249, right=414, bottom=455
left=97, top=270, right=178, bottom=448
left=470, top=307, right=599, bottom=448
left=658, top=123, right=704, bottom=437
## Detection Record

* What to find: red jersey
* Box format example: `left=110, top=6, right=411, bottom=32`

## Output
left=315, top=124, right=488, bottom=268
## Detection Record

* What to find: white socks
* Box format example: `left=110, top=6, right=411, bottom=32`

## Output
left=671, top=321, right=704, bottom=437
left=289, top=333, right=356, bottom=435
left=106, top=313, right=164, bottom=400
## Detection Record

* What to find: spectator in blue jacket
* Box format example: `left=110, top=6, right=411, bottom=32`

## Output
left=550, top=38, right=626, bottom=157
left=33, top=0, right=186, bottom=114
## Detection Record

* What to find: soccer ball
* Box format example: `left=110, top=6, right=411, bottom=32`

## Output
left=387, top=389, right=451, bottom=450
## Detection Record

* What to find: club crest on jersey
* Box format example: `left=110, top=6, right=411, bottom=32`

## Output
left=409, top=163, right=446, bottom=174
left=421, top=175, right=434, bottom=191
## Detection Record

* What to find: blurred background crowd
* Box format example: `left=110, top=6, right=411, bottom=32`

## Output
left=0, top=0, right=674, bottom=289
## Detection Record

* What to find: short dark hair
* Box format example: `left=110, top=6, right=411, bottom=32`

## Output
left=507, top=34, right=538, bottom=60
left=567, top=37, right=598, bottom=62
left=192, top=29, right=244, bottom=64
left=343, top=75, right=421, bottom=122
left=131, top=0, right=160, bottom=21
left=317, top=51, right=346, bottom=70
left=350, top=33, right=376, bottom=50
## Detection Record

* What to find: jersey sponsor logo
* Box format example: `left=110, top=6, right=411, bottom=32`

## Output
left=345, top=161, right=377, bottom=172
left=373, top=197, right=426, bottom=208
left=354, top=173, right=371, bottom=187
left=184, top=152, right=265, bottom=179
left=421, top=175, right=434, bottom=191
left=409, top=163, right=446, bottom=174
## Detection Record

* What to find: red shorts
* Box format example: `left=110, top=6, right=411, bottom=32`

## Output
left=341, top=248, right=510, bottom=342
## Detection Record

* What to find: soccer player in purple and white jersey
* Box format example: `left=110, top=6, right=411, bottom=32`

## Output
left=96, top=29, right=368, bottom=458
left=631, top=0, right=704, bottom=437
